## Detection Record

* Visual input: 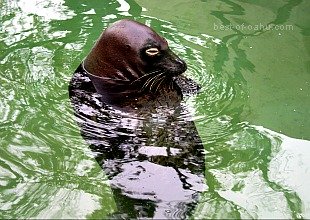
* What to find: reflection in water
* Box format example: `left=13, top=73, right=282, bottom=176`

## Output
left=0, top=1, right=117, bottom=219
left=69, top=63, right=206, bottom=218
left=1, top=0, right=310, bottom=218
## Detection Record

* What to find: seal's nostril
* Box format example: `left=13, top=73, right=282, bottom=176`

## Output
left=176, top=58, right=186, bottom=68
left=176, top=58, right=184, bottom=65
left=178, top=59, right=187, bottom=71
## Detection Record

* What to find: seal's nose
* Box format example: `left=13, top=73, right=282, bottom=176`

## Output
left=165, top=49, right=187, bottom=75
left=176, top=58, right=187, bottom=72
left=175, top=58, right=187, bottom=73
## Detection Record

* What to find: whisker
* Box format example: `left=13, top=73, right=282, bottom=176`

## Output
left=150, top=73, right=163, bottom=88
left=147, top=69, right=162, bottom=75
left=141, top=73, right=163, bottom=91
left=149, top=73, right=165, bottom=91
left=141, top=76, right=156, bottom=91
left=154, top=75, right=167, bottom=94
left=141, top=77, right=154, bottom=91
left=130, top=70, right=161, bottom=85
left=169, top=80, right=174, bottom=90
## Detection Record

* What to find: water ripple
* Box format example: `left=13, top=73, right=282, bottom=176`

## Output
left=1, top=0, right=309, bottom=219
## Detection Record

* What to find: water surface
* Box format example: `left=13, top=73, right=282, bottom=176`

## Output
left=0, top=0, right=309, bottom=218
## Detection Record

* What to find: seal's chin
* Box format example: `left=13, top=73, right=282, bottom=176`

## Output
left=171, top=72, right=184, bottom=84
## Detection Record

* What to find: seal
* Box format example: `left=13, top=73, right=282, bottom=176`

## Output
left=69, top=19, right=205, bottom=219
left=82, top=19, right=188, bottom=106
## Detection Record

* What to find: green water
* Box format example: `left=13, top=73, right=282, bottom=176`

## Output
left=1, top=0, right=309, bottom=219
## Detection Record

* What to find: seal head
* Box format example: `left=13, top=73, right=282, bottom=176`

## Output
left=83, top=19, right=187, bottom=103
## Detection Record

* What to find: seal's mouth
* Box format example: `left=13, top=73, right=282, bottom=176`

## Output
left=169, top=67, right=187, bottom=77
left=130, top=54, right=187, bottom=94
left=82, top=58, right=186, bottom=96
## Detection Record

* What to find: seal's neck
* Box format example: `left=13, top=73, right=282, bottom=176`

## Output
left=82, top=61, right=140, bottom=100
left=81, top=61, right=182, bottom=108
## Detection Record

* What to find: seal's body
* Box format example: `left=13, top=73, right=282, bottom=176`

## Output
left=69, top=19, right=205, bottom=218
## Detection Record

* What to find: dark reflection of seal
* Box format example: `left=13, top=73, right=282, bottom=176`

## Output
left=69, top=19, right=205, bottom=219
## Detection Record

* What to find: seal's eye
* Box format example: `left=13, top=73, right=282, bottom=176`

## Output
left=145, top=48, right=159, bottom=56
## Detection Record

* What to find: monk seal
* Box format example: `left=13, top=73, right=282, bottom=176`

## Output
left=69, top=19, right=205, bottom=218
left=82, top=19, right=188, bottom=106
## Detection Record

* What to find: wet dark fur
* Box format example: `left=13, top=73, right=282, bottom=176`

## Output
left=68, top=20, right=206, bottom=219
